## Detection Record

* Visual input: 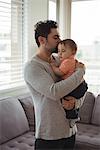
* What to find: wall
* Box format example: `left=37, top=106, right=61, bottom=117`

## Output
left=28, top=0, right=48, bottom=58
left=0, top=0, right=49, bottom=98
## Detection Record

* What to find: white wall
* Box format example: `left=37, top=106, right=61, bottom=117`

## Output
left=28, top=0, right=48, bottom=59
left=28, top=0, right=72, bottom=58
left=28, top=0, right=72, bottom=57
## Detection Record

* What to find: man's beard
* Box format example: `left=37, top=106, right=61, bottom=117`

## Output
left=45, top=45, right=58, bottom=54
left=50, top=46, right=58, bottom=53
left=45, top=39, right=58, bottom=53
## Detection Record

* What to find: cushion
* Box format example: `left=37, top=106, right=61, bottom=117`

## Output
left=79, top=92, right=95, bottom=124
left=91, top=95, right=100, bottom=125
left=76, top=123, right=100, bottom=149
left=0, top=97, right=29, bottom=144
left=18, top=94, right=35, bottom=131
left=1, top=132, right=35, bottom=150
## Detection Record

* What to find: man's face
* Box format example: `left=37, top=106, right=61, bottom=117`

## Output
left=45, top=28, right=60, bottom=53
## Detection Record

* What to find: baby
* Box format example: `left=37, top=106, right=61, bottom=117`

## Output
left=51, top=39, right=88, bottom=126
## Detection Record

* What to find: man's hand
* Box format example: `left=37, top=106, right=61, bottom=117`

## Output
left=62, top=96, right=76, bottom=110
left=75, top=60, right=85, bottom=70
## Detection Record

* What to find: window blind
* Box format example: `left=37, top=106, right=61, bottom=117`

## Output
left=0, top=0, right=28, bottom=92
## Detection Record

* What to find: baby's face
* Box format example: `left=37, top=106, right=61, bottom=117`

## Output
left=58, top=43, right=73, bottom=61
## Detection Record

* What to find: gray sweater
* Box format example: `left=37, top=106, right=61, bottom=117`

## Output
left=24, top=55, right=85, bottom=140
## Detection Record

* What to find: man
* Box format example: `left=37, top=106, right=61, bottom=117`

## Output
left=24, top=20, right=85, bottom=150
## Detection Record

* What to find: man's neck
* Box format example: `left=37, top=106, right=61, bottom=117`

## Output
left=37, top=48, right=51, bottom=63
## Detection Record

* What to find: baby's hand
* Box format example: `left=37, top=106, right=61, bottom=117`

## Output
left=62, top=96, right=76, bottom=110
left=75, top=60, right=85, bottom=70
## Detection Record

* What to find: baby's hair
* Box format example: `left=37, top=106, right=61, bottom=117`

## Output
left=59, top=39, right=77, bottom=53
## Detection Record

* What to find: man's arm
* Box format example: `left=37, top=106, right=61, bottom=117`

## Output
left=62, top=93, right=86, bottom=110
left=75, top=92, right=87, bottom=109
left=24, top=60, right=85, bottom=101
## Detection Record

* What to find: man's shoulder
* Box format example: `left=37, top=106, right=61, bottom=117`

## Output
left=26, top=55, right=39, bottom=65
left=24, top=56, right=38, bottom=69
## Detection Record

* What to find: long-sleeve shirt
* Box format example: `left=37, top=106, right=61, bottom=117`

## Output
left=24, top=55, right=85, bottom=140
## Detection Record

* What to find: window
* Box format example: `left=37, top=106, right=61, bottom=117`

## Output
left=48, top=0, right=57, bottom=21
left=0, top=0, right=28, bottom=94
left=71, top=0, right=100, bottom=95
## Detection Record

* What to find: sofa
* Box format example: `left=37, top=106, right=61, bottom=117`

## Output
left=0, top=92, right=100, bottom=150
left=75, top=92, right=100, bottom=150
left=0, top=94, right=35, bottom=150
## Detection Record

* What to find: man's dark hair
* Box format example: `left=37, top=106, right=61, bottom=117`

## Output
left=34, top=20, right=58, bottom=47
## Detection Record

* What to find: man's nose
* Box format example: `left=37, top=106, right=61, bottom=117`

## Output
left=57, top=39, right=61, bottom=46
left=58, top=38, right=61, bottom=43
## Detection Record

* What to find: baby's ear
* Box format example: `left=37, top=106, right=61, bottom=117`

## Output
left=72, top=50, right=76, bottom=55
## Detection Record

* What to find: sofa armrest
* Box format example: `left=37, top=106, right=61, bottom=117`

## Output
left=79, top=92, right=95, bottom=124
left=18, top=94, right=35, bottom=131
left=91, top=94, right=100, bottom=126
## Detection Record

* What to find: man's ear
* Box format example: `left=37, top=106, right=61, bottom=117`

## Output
left=38, top=36, right=46, bottom=45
